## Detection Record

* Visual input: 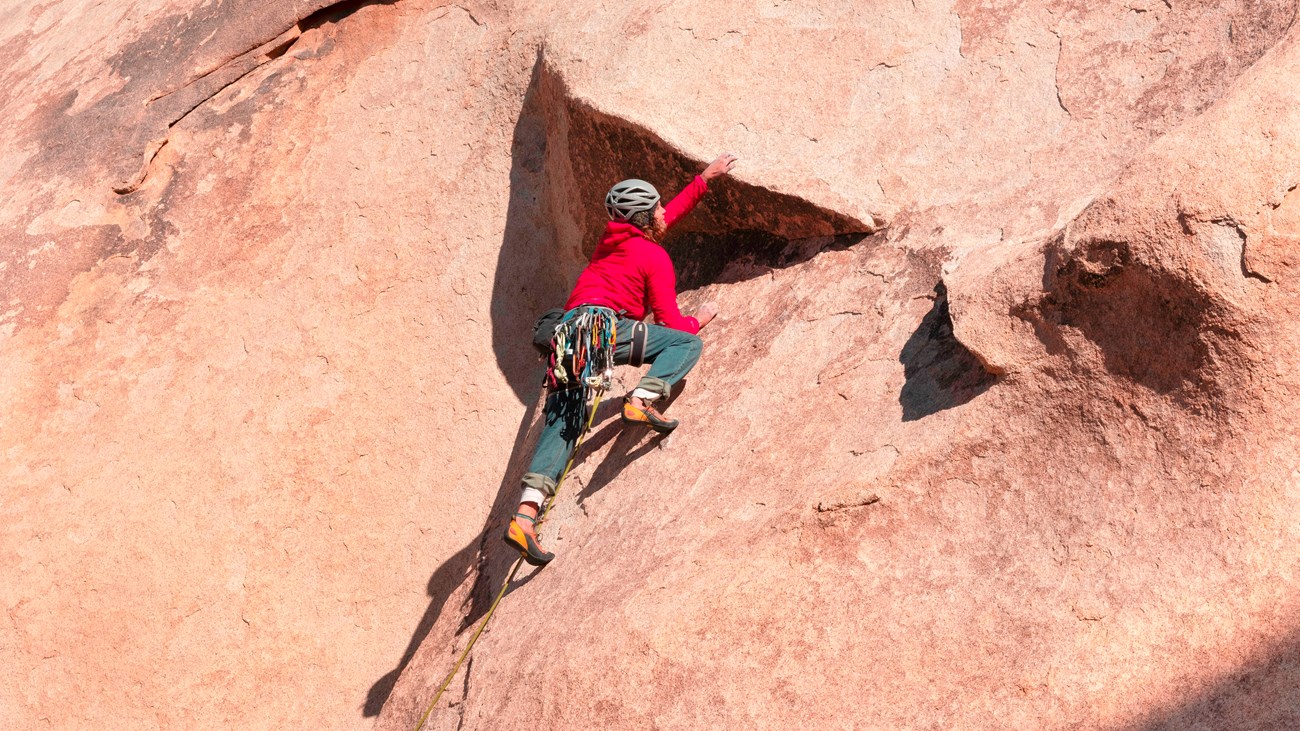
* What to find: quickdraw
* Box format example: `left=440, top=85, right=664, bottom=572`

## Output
left=546, top=306, right=618, bottom=393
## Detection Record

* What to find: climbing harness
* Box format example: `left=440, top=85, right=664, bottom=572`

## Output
left=626, top=320, right=648, bottom=368
left=530, top=307, right=567, bottom=354
left=411, top=312, right=617, bottom=731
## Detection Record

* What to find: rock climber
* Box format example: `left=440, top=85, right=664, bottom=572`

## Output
left=503, top=153, right=739, bottom=566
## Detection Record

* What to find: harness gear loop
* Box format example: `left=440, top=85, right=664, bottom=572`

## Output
left=411, top=385, right=607, bottom=731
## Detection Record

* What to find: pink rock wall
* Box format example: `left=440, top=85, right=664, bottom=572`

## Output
left=3, top=1, right=1299, bottom=729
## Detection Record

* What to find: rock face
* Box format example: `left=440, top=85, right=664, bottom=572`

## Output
left=3, top=1, right=1300, bottom=730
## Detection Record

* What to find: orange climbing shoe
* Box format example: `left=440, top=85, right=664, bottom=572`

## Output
left=503, top=513, right=555, bottom=566
left=621, top=397, right=679, bottom=434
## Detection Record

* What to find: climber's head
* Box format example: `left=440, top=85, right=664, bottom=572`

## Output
left=605, top=179, right=666, bottom=240
left=626, top=202, right=667, bottom=241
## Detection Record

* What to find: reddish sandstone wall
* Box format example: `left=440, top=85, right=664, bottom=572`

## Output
left=3, top=2, right=1299, bottom=730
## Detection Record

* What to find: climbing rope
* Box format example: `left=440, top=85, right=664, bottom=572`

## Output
left=412, top=318, right=615, bottom=730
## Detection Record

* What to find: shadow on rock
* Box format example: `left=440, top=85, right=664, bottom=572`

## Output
left=1035, top=235, right=1238, bottom=404
left=365, top=56, right=559, bottom=718
left=573, top=388, right=681, bottom=504
left=575, top=428, right=667, bottom=505
left=899, top=282, right=996, bottom=421
left=489, top=53, right=576, bottom=403
left=362, top=539, right=477, bottom=716
left=363, top=387, right=548, bottom=717
left=1123, top=625, right=1300, bottom=730
left=368, top=57, right=661, bottom=716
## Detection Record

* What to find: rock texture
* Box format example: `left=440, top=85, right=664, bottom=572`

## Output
left=3, top=1, right=1300, bottom=730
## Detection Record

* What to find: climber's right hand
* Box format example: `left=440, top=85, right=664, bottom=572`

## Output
left=695, top=301, right=720, bottom=329
left=702, top=154, right=737, bottom=181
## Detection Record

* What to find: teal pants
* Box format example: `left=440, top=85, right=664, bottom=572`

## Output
left=520, top=317, right=702, bottom=497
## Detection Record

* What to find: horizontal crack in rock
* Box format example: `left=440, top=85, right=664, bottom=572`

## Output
left=116, top=0, right=409, bottom=195
left=815, top=494, right=881, bottom=513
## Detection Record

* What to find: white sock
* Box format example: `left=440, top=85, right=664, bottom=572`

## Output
left=630, top=388, right=660, bottom=402
left=520, top=487, right=547, bottom=507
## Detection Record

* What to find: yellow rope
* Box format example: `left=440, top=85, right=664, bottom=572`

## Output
left=412, top=386, right=607, bottom=731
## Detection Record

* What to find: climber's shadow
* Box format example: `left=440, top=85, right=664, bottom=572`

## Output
left=575, top=429, right=666, bottom=504
left=572, top=387, right=681, bottom=504
left=362, top=377, right=554, bottom=717
left=364, top=56, right=561, bottom=717
left=502, top=566, right=543, bottom=596
left=362, top=538, right=478, bottom=716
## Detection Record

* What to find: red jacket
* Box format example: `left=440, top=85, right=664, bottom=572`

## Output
left=565, top=175, right=708, bottom=334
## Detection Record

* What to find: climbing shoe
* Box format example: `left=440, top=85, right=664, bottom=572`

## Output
left=621, top=397, right=679, bottom=434
left=503, top=513, right=555, bottom=566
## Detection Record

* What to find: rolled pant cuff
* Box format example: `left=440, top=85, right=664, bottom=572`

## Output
left=521, top=472, right=558, bottom=497
left=634, top=376, right=671, bottom=400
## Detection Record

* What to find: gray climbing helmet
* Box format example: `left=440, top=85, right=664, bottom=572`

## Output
left=604, top=179, right=661, bottom=221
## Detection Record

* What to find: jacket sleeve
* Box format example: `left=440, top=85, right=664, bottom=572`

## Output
left=662, top=175, right=708, bottom=230
left=642, top=245, right=700, bottom=334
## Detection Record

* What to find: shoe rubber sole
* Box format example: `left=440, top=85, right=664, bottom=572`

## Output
left=621, top=406, right=679, bottom=434
left=503, top=520, right=555, bottom=566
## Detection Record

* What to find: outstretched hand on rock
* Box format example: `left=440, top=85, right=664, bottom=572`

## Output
left=702, top=154, right=738, bottom=181
left=695, top=301, right=721, bottom=329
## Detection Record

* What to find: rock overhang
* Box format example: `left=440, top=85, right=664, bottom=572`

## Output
left=521, top=54, right=880, bottom=287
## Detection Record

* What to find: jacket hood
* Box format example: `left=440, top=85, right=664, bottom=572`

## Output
left=600, top=220, right=644, bottom=248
